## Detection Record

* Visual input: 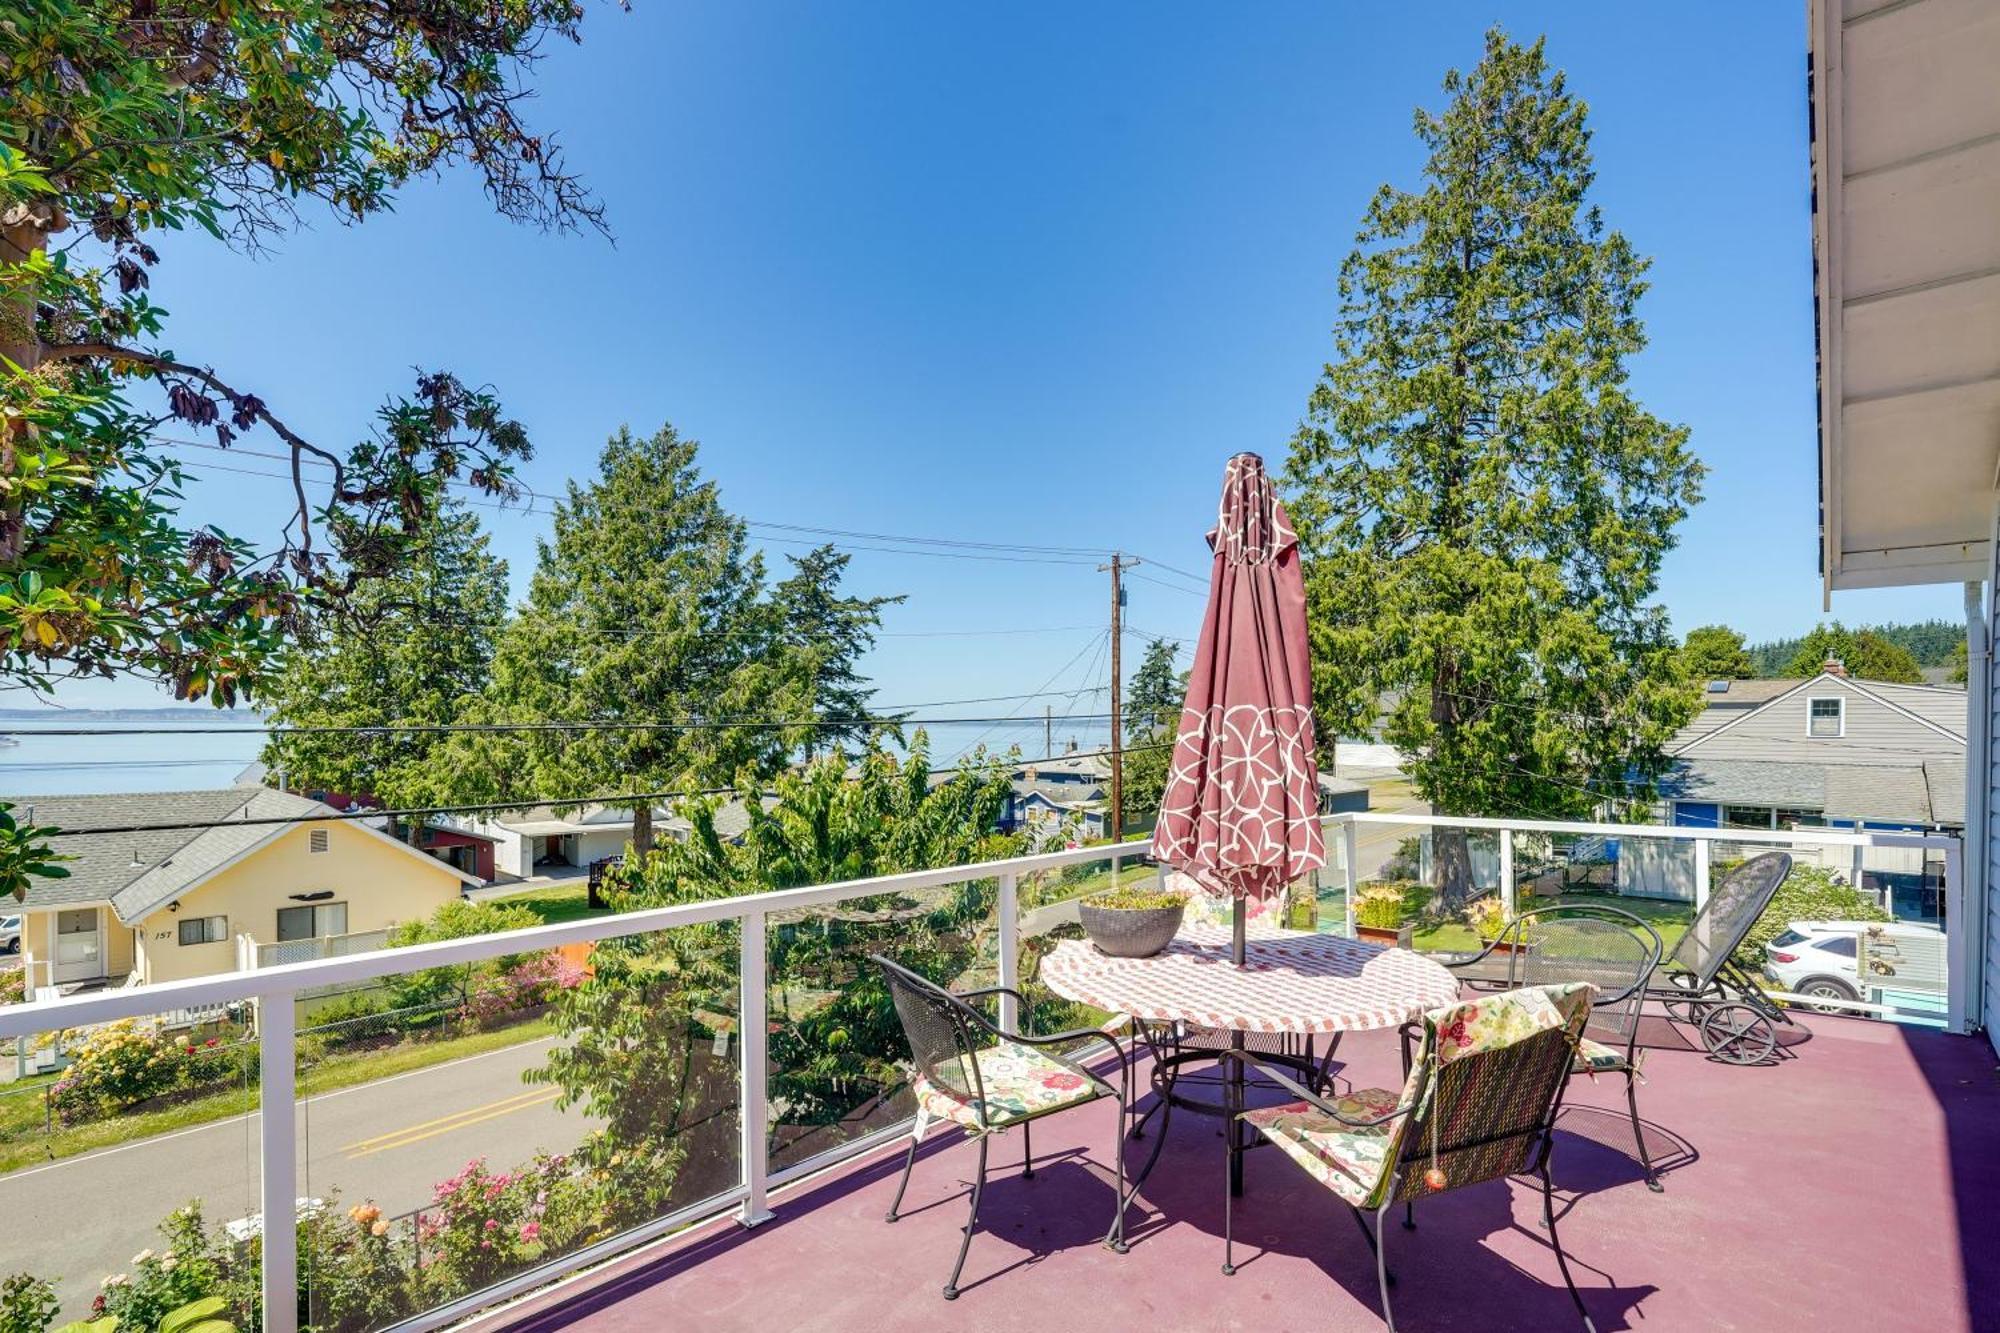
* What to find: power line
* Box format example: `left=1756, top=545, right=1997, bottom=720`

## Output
left=1125, top=569, right=1207, bottom=599
left=42, top=740, right=1177, bottom=839
left=1123, top=551, right=1209, bottom=586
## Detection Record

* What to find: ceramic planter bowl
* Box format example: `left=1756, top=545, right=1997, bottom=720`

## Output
left=1079, top=899, right=1187, bottom=958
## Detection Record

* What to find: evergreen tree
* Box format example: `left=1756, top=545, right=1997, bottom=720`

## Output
left=1120, top=638, right=1186, bottom=826
left=257, top=499, right=509, bottom=815
left=472, top=425, right=813, bottom=854
left=1781, top=623, right=1924, bottom=684
left=1283, top=30, right=1704, bottom=906
left=1681, top=625, right=1754, bottom=681
left=770, top=545, right=905, bottom=759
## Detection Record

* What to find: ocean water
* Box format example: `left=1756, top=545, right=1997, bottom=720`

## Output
left=0, top=723, right=266, bottom=797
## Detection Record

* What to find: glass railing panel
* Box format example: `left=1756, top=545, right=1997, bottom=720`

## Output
left=764, top=877, right=997, bottom=1174
left=0, top=1000, right=260, bottom=1329
left=295, top=920, right=741, bottom=1331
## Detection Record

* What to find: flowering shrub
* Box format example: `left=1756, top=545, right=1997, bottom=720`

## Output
left=464, top=952, right=585, bottom=1025
left=413, top=1153, right=602, bottom=1297
left=92, top=1203, right=242, bottom=1333
left=47, top=1023, right=249, bottom=1124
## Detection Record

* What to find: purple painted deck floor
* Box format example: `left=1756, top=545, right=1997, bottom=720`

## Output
left=500, top=1015, right=2000, bottom=1332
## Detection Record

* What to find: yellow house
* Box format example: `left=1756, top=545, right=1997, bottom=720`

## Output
left=13, top=787, right=476, bottom=994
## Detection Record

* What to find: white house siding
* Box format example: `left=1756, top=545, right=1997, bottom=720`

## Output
left=1677, top=677, right=1963, bottom=766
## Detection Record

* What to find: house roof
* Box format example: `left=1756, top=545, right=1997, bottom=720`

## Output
left=1013, top=778, right=1106, bottom=806
left=12, top=787, right=478, bottom=924
left=1671, top=671, right=1966, bottom=757
left=1014, top=753, right=1110, bottom=781
left=1665, top=756, right=1959, bottom=828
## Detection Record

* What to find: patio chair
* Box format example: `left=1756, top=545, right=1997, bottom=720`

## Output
left=871, top=954, right=1135, bottom=1300
left=1437, top=905, right=1666, bottom=1190
left=1644, top=851, right=1794, bottom=1064
left=1222, top=983, right=1600, bottom=1333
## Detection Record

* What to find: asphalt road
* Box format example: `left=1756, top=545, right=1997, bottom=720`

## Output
left=0, top=1035, right=589, bottom=1319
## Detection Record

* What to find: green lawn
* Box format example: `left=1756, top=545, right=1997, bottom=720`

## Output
left=0, top=1014, right=555, bottom=1175
left=1410, top=892, right=1692, bottom=955
left=492, top=882, right=611, bottom=925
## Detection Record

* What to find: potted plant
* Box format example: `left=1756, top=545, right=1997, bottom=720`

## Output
left=1078, top=886, right=1188, bottom=958
left=1465, top=896, right=1520, bottom=952
left=1352, top=883, right=1413, bottom=948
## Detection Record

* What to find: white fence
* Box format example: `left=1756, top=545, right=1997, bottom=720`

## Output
left=252, top=927, right=395, bottom=970
left=0, top=812, right=1967, bottom=1333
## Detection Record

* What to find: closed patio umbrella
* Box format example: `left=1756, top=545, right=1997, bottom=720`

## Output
left=1151, top=451, right=1325, bottom=967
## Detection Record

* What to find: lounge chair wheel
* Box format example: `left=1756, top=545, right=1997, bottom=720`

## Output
left=1699, top=1004, right=1776, bottom=1065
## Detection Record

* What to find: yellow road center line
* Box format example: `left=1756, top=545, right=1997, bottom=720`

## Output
left=344, top=1087, right=564, bottom=1159
left=338, top=1086, right=557, bottom=1154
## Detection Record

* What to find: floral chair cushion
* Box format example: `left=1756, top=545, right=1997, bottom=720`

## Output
left=1243, top=984, right=1595, bottom=1210
left=1242, top=1086, right=1404, bottom=1208
left=1573, top=1036, right=1642, bottom=1076
left=913, top=1041, right=1101, bottom=1132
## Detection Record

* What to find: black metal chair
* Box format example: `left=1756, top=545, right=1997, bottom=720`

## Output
left=1222, top=983, right=1600, bottom=1332
left=872, top=955, right=1135, bottom=1300
left=1644, top=851, right=1794, bottom=1064
left=1438, top=904, right=1666, bottom=1190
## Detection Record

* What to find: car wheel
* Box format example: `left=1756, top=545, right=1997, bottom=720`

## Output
left=1795, top=976, right=1858, bottom=1015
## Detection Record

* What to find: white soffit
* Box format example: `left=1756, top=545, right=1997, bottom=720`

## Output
left=1814, top=0, right=2000, bottom=595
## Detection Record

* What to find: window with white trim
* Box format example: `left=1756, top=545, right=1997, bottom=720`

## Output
left=1807, top=697, right=1844, bottom=738
left=178, top=915, right=228, bottom=946
left=276, top=902, right=347, bottom=941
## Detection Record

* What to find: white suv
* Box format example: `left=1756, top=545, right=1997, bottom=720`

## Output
left=1763, top=919, right=1945, bottom=1013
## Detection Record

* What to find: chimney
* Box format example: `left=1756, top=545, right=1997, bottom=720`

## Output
left=1066, top=738, right=1078, bottom=754
left=1823, top=657, right=1848, bottom=678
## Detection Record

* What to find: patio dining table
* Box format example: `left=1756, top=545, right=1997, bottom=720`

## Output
left=1040, top=924, right=1461, bottom=1193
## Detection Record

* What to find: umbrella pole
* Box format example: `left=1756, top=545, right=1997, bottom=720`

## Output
left=1228, top=897, right=1246, bottom=1197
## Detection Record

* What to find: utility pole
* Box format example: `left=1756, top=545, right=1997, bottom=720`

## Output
left=1100, top=553, right=1136, bottom=841
left=1044, top=705, right=1053, bottom=758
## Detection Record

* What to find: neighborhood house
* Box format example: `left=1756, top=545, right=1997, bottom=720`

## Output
left=10, top=789, right=476, bottom=994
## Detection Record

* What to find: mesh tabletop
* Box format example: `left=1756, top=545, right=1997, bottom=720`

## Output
left=1040, top=925, right=1460, bottom=1035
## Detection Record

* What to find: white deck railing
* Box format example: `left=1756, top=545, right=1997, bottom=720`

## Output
left=0, top=812, right=1965, bottom=1333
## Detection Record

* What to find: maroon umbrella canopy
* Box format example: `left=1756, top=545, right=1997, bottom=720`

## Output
left=1151, top=453, right=1324, bottom=909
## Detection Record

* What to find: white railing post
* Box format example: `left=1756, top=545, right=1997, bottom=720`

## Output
left=1944, top=838, right=1971, bottom=1035
left=1693, top=838, right=1711, bottom=914
left=738, top=909, right=773, bottom=1227
left=257, top=994, right=298, bottom=1333
left=997, top=872, right=1020, bottom=1034
left=1498, top=829, right=1515, bottom=917
left=1341, top=819, right=1360, bottom=938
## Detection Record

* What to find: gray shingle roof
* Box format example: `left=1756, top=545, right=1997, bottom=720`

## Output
left=1664, top=757, right=1958, bottom=827
left=12, top=788, right=334, bottom=922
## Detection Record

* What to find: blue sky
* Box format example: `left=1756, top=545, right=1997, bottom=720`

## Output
left=52, top=4, right=1962, bottom=758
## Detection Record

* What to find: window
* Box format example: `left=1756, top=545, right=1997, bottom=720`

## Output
left=1814, top=936, right=1858, bottom=959
left=308, top=828, right=330, bottom=854
left=1769, top=929, right=1809, bottom=949
left=276, top=902, right=348, bottom=941
left=1722, top=806, right=1775, bottom=830
left=178, top=915, right=228, bottom=946
left=1773, top=808, right=1827, bottom=829
left=1807, top=697, right=1844, bottom=738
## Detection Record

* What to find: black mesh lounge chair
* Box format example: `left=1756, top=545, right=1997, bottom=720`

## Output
left=1221, top=983, right=1601, bottom=1332
left=872, top=955, right=1134, bottom=1300
left=1644, top=851, right=1794, bottom=1064
left=1437, top=905, right=1666, bottom=1190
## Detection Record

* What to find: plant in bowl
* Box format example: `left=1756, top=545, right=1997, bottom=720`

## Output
left=1353, top=883, right=1414, bottom=948
left=1078, top=886, right=1188, bottom=958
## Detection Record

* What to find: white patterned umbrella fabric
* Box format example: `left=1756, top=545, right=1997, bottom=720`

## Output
left=1150, top=452, right=1324, bottom=908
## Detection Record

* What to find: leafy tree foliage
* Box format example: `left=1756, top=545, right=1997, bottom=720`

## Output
left=1680, top=625, right=1754, bottom=681
left=464, top=425, right=814, bottom=853
left=531, top=736, right=1020, bottom=1219
left=1949, top=637, right=1968, bottom=686
left=1751, top=619, right=1959, bottom=679
left=255, top=499, right=509, bottom=811
left=771, top=544, right=904, bottom=759
left=0, top=2, right=613, bottom=704
left=1120, top=637, right=1186, bottom=826
left=1780, top=623, right=1924, bottom=684
left=1283, top=30, right=1704, bottom=905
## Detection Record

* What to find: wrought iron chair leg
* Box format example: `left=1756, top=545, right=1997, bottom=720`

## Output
left=1021, top=1118, right=1034, bottom=1180
left=1402, top=1200, right=1415, bottom=1230
left=885, top=1131, right=921, bottom=1224
left=1106, top=1095, right=1131, bottom=1253
left=1221, top=1115, right=1236, bottom=1276
left=1541, top=1163, right=1596, bottom=1332
left=942, top=1135, right=988, bottom=1301
left=1346, top=1204, right=1396, bottom=1286
left=1626, top=1071, right=1662, bottom=1192
left=1373, top=1203, right=1398, bottom=1331
left=1132, top=1085, right=1176, bottom=1190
